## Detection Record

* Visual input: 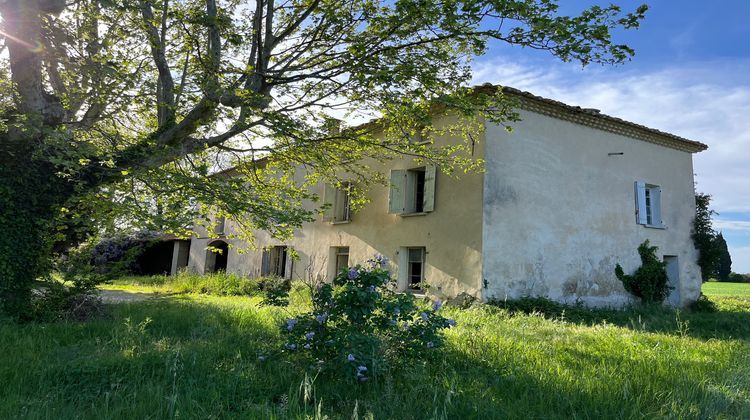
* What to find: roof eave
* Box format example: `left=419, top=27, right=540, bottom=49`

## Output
left=492, top=85, right=708, bottom=154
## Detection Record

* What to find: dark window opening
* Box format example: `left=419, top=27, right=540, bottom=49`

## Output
left=263, top=246, right=288, bottom=277
left=335, top=247, right=350, bottom=275
left=136, top=241, right=175, bottom=275
left=335, top=184, right=351, bottom=222
left=414, top=170, right=426, bottom=213
left=205, top=240, right=229, bottom=273
left=407, top=247, right=425, bottom=290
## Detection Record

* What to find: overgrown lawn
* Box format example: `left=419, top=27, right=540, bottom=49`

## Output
left=1, top=281, right=749, bottom=418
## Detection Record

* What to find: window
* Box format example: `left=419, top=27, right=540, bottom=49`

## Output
left=388, top=165, right=436, bottom=215
left=323, top=183, right=352, bottom=223
left=205, top=240, right=229, bottom=273
left=262, top=245, right=289, bottom=277
left=213, top=216, right=226, bottom=235
left=406, top=247, right=425, bottom=290
left=635, top=181, right=663, bottom=228
left=334, top=247, right=350, bottom=275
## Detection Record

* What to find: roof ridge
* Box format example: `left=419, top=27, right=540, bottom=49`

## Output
left=486, top=84, right=708, bottom=153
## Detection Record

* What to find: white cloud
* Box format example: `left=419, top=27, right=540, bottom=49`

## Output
left=471, top=58, right=750, bottom=214
left=714, top=220, right=750, bottom=232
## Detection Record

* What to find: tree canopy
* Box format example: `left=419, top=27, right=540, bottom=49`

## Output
left=715, top=233, right=732, bottom=282
left=693, top=192, right=719, bottom=281
left=0, top=0, right=647, bottom=318
left=692, top=193, right=733, bottom=282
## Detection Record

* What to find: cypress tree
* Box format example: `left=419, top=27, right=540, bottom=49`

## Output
left=715, top=233, right=732, bottom=281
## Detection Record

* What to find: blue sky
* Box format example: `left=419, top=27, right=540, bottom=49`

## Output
left=470, top=1, right=750, bottom=273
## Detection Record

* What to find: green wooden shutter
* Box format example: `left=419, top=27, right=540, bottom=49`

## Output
left=261, top=249, right=271, bottom=276
left=284, top=247, right=294, bottom=280
left=405, top=170, right=417, bottom=213
left=423, top=165, right=437, bottom=212
left=388, top=170, right=406, bottom=214
left=322, top=183, right=335, bottom=222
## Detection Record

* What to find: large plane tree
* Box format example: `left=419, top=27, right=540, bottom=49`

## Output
left=0, top=0, right=647, bottom=318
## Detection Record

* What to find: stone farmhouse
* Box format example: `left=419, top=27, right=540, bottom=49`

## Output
left=167, top=86, right=708, bottom=307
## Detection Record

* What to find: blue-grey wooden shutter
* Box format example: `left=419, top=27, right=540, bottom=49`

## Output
left=322, top=184, right=335, bottom=222
left=261, top=249, right=271, bottom=276
left=635, top=181, right=647, bottom=225
left=423, top=165, right=437, bottom=212
left=284, top=247, right=293, bottom=280
left=653, top=187, right=663, bottom=227
left=388, top=170, right=406, bottom=213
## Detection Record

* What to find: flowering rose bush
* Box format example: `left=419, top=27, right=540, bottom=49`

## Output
left=280, top=255, right=455, bottom=382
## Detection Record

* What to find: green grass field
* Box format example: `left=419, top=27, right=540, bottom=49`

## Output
left=1, top=281, right=749, bottom=419
left=703, top=281, right=750, bottom=297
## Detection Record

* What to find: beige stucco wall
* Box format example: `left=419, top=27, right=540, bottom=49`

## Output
left=186, top=105, right=702, bottom=307
left=481, top=109, right=702, bottom=307
left=188, top=113, right=486, bottom=299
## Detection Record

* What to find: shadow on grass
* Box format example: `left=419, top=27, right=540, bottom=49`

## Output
left=2, top=295, right=749, bottom=419
left=2, top=298, right=286, bottom=417
left=487, top=296, right=750, bottom=341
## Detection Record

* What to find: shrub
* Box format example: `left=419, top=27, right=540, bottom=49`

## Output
left=615, top=240, right=671, bottom=304
left=279, top=256, right=455, bottom=382
left=194, top=272, right=260, bottom=296
left=259, top=276, right=291, bottom=306
left=30, top=281, right=109, bottom=322
left=55, top=231, right=167, bottom=296
left=688, top=293, right=718, bottom=313
left=87, top=231, right=163, bottom=277
left=57, top=241, right=111, bottom=293
left=30, top=240, right=109, bottom=322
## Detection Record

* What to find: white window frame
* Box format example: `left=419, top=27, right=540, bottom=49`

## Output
left=327, top=246, right=351, bottom=280
left=334, top=246, right=349, bottom=275
left=635, top=181, right=664, bottom=228
left=398, top=246, right=426, bottom=291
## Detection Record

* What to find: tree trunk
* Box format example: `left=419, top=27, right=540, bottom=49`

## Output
left=0, top=1, right=73, bottom=319
left=0, top=139, right=69, bottom=319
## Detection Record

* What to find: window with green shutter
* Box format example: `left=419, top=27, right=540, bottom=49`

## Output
left=388, top=165, right=436, bottom=215
left=323, top=182, right=352, bottom=223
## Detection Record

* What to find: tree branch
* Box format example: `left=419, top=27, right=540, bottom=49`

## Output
left=139, top=0, right=175, bottom=128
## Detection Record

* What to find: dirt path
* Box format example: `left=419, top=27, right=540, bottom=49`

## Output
left=98, top=289, right=157, bottom=304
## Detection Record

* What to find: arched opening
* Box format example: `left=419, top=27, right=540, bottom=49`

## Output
left=205, top=240, right=229, bottom=273
left=136, top=240, right=175, bottom=275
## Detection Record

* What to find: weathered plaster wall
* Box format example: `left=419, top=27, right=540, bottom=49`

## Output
left=482, top=110, right=701, bottom=307
left=187, top=237, right=207, bottom=274
left=187, top=113, right=486, bottom=299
